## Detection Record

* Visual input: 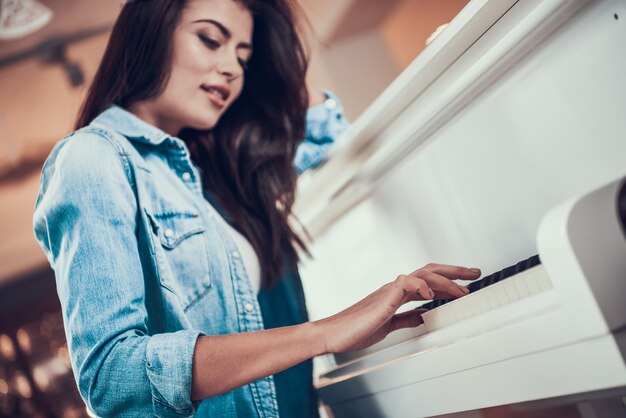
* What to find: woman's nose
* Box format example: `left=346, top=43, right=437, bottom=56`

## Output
left=217, top=52, right=242, bottom=79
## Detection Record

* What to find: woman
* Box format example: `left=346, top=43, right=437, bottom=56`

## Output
left=33, top=0, right=480, bottom=416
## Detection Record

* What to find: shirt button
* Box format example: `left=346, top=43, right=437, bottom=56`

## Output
left=232, top=251, right=241, bottom=259
left=181, top=172, right=191, bottom=181
left=324, top=97, right=337, bottom=110
left=164, top=229, right=174, bottom=238
left=244, top=303, right=254, bottom=313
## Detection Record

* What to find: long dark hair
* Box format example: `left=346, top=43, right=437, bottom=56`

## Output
left=76, top=0, right=310, bottom=288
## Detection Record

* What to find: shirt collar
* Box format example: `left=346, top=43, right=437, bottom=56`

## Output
left=91, top=104, right=173, bottom=146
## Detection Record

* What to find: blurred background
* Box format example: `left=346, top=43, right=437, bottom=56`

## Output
left=0, top=0, right=468, bottom=416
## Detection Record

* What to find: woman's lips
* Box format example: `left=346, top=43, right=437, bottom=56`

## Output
left=200, top=84, right=229, bottom=109
left=204, top=89, right=225, bottom=109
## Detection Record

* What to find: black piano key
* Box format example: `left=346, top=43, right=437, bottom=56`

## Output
left=467, top=281, right=482, bottom=292
left=420, top=300, right=434, bottom=309
left=483, top=273, right=495, bottom=287
left=500, top=265, right=516, bottom=280
left=513, top=259, right=526, bottom=275
left=528, top=254, right=541, bottom=268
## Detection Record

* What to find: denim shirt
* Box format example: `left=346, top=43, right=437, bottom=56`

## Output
left=32, top=91, right=348, bottom=418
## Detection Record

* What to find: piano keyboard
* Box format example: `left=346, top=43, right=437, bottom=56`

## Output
left=339, top=255, right=557, bottom=361
left=420, top=255, right=551, bottom=332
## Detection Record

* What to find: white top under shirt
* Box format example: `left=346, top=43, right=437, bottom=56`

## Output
left=205, top=201, right=261, bottom=294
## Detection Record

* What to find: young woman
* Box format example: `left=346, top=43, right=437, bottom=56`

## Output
left=33, top=0, right=480, bottom=416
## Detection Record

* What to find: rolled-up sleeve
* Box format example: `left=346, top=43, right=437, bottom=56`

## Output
left=33, top=131, right=203, bottom=417
left=295, top=89, right=350, bottom=175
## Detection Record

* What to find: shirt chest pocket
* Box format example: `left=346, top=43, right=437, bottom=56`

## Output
left=145, top=209, right=213, bottom=311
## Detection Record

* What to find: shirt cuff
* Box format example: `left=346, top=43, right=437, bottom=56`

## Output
left=305, top=89, right=348, bottom=145
left=145, top=330, right=205, bottom=416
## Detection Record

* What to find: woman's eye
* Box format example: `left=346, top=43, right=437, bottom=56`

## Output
left=200, top=34, right=248, bottom=71
left=199, top=34, right=220, bottom=49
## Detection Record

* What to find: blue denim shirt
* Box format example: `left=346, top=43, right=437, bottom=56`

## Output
left=32, top=91, right=348, bottom=417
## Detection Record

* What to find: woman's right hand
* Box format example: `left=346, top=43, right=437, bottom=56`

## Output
left=314, top=263, right=481, bottom=353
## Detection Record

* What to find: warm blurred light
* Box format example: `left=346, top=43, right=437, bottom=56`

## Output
left=40, top=320, right=53, bottom=338
left=14, top=371, right=32, bottom=398
left=63, top=407, right=83, bottom=418
left=0, top=334, right=16, bottom=361
left=0, top=0, right=53, bottom=40
left=34, top=356, right=70, bottom=392
left=16, top=328, right=32, bottom=353
left=0, top=378, right=8, bottom=395
left=32, top=366, right=50, bottom=392
left=57, top=345, right=70, bottom=367
left=426, top=23, right=449, bottom=46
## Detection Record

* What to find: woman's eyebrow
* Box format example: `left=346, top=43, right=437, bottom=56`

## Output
left=193, top=18, right=252, bottom=50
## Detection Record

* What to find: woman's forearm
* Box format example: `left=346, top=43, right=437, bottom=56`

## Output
left=191, top=263, right=481, bottom=401
left=191, top=322, right=326, bottom=401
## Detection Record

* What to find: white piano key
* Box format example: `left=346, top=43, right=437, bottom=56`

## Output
left=422, top=309, right=446, bottom=332
left=526, top=269, right=542, bottom=295
left=503, top=279, right=521, bottom=302
left=494, top=285, right=510, bottom=306
left=467, top=296, right=482, bottom=317
left=513, top=271, right=532, bottom=298
left=485, top=287, right=501, bottom=309
left=536, top=269, right=553, bottom=291
left=423, top=303, right=457, bottom=332
left=475, top=292, right=491, bottom=314
left=451, top=301, right=466, bottom=322
left=457, top=298, right=474, bottom=320
left=439, top=309, right=455, bottom=327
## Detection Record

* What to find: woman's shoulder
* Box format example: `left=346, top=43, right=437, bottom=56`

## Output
left=44, top=126, right=134, bottom=181
left=37, top=126, right=138, bottom=204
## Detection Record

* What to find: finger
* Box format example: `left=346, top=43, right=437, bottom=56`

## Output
left=405, top=290, right=466, bottom=302
left=416, top=290, right=456, bottom=300
left=414, top=263, right=481, bottom=281
left=416, top=270, right=470, bottom=298
left=390, top=309, right=425, bottom=331
left=395, top=274, right=434, bottom=300
left=432, top=290, right=461, bottom=300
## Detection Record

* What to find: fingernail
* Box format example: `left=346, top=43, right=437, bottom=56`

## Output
left=461, top=286, right=470, bottom=294
left=470, top=268, right=481, bottom=274
left=428, top=289, right=435, bottom=298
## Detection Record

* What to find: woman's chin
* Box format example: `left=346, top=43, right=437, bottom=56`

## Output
left=187, top=116, right=219, bottom=131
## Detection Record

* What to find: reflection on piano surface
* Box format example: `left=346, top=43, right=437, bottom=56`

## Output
left=295, top=0, right=626, bottom=416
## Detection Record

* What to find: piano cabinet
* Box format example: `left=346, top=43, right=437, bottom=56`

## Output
left=295, top=0, right=626, bottom=417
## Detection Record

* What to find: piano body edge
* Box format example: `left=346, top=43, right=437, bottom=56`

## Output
left=537, top=177, right=626, bottom=339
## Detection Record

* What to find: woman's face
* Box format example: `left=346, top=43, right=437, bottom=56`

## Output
left=135, top=0, right=253, bottom=135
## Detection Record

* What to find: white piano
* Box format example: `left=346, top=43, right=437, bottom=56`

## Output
left=294, top=0, right=626, bottom=416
